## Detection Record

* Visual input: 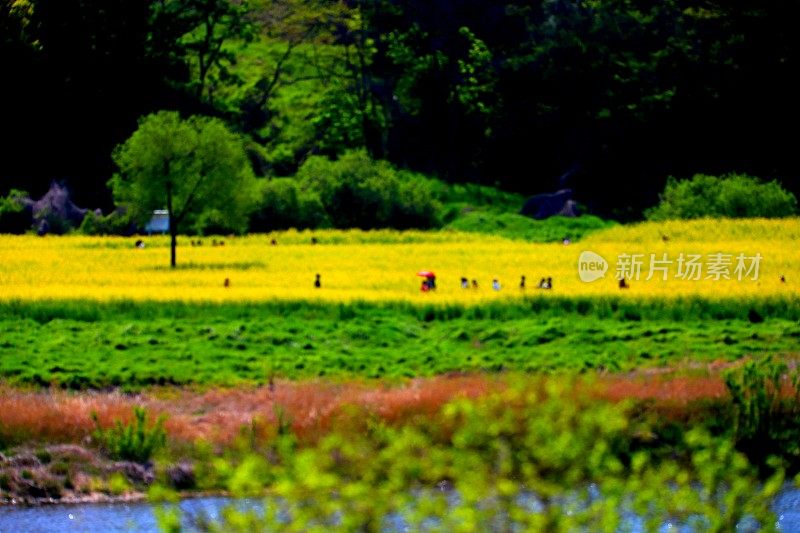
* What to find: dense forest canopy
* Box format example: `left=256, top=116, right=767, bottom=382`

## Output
left=2, top=0, right=799, bottom=218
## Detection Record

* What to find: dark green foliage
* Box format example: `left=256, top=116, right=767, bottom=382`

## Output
left=249, top=178, right=329, bottom=231
left=252, top=156, right=605, bottom=235
left=646, top=174, right=798, bottom=220
left=724, top=357, right=800, bottom=470
left=152, top=0, right=254, bottom=105
left=78, top=210, right=135, bottom=236
left=253, top=150, right=442, bottom=230
left=295, top=150, right=441, bottom=229
left=311, top=87, right=367, bottom=156
left=91, top=407, right=167, bottom=463
left=4, top=0, right=800, bottom=218
left=0, top=189, right=31, bottom=234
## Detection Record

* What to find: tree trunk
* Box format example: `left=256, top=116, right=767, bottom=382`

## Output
left=167, top=181, right=176, bottom=268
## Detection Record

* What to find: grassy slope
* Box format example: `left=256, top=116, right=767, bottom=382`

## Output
left=1, top=299, right=798, bottom=389
left=435, top=181, right=616, bottom=242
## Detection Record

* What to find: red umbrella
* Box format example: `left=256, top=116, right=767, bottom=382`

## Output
left=417, top=270, right=436, bottom=278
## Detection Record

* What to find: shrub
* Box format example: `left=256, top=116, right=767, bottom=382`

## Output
left=78, top=210, right=135, bottom=236
left=646, top=174, right=797, bottom=220
left=91, top=407, right=166, bottom=463
left=164, top=383, right=782, bottom=531
left=0, top=189, right=32, bottom=234
left=293, top=150, right=441, bottom=230
left=107, top=472, right=132, bottom=495
left=192, top=207, right=251, bottom=236
left=249, top=178, right=329, bottom=232
left=724, top=356, right=800, bottom=470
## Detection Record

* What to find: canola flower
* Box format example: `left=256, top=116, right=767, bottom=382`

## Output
left=0, top=219, right=797, bottom=303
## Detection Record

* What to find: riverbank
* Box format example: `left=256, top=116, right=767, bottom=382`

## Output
left=2, top=362, right=797, bottom=507
left=0, top=444, right=152, bottom=506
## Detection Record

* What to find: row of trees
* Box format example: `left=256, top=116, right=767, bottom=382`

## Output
left=3, top=109, right=794, bottom=268
left=106, top=112, right=442, bottom=266
left=3, top=0, right=800, bottom=217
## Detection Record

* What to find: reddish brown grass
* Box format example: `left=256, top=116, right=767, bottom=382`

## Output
left=4, top=362, right=794, bottom=449
left=0, top=375, right=504, bottom=447
left=0, top=388, right=146, bottom=444
left=597, top=375, right=728, bottom=404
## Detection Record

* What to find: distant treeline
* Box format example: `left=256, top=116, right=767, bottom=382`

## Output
left=2, top=0, right=800, bottom=218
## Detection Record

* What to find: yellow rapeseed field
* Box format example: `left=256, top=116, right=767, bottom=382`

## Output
left=0, top=218, right=797, bottom=303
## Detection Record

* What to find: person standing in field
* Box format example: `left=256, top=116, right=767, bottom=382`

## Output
left=314, top=274, right=321, bottom=288
left=492, top=279, right=501, bottom=291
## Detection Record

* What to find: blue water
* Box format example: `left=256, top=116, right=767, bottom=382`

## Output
left=0, top=497, right=261, bottom=533
left=2, top=488, right=800, bottom=532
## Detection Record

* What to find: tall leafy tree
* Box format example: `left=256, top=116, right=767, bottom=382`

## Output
left=110, top=111, right=258, bottom=267
left=150, top=0, right=255, bottom=106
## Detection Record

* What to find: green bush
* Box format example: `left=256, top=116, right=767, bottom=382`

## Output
left=724, top=356, right=800, bottom=470
left=265, top=149, right=441, bottom=230
left=78, top=210, right=135, bottom=236
left=251, top=151, right=443, bottom=231
left=249, top=178, right=329, bottom=232
left=91, top=407, right=166, bottom=463
left=646, top=174, right=797, bottom=220
left=192, top=207, right=251, bottom=236
left=0, top=189, right=31, bottom=234
left=163, top=383, right=782, bottom=531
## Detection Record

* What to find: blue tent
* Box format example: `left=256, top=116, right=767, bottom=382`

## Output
left=144, top=210, right=169, bottom=234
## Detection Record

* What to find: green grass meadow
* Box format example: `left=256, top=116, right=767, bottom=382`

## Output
left=2, top=298, right=798, bottom=389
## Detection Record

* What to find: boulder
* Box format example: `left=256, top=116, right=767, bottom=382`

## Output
left=520, top=189, right=580, bottom=219
left=6, top=452, right=41, bottom=468
left=109, top=461, right=155, bottom=485
left=31, top=181, right=91, bottom=234
left=166, top=461, right=196, bottom=490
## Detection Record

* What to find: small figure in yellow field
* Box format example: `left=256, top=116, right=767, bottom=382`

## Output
left=314, top=274, right=321, bottom=288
